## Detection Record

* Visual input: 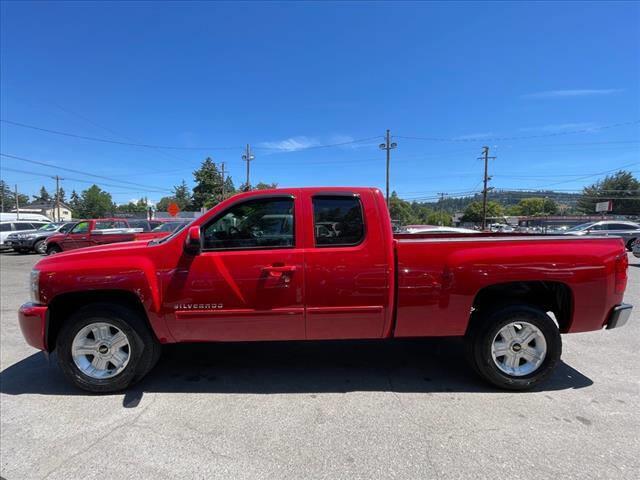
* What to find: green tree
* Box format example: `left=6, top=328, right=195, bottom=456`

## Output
left=69, top=190, right=81, bottom=216
left=116, top=198, right=148, bottom=214
left=516, top=197, right=558, bottom=216
left=0, top=180, right=29, bottom=211
left=389, top=191, right=417, bottom=225
left=461, top=201, right=503, bottom=223
left=255, top=182, right=278, bottom=190
left=577, top=170, right=640, bottom=215
left=192, top=158, right=228, bottom=209
left=427, top=211, right=453, bottom=226
left=157, top=180, right=194, bottom=211
left=33, top=186, right=51, bottom=203
left=75, top=185, right=115, bottom=218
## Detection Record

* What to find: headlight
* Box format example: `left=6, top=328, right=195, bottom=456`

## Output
left=29, top=269, right=40, bottom=303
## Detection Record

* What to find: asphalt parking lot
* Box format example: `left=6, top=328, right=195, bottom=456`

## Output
left=1, top=252, right=638, bottom=479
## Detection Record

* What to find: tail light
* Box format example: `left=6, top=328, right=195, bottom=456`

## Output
left=615, top=253, right=628, bottom=295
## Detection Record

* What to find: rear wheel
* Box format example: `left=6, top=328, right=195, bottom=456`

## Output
left=46, top=244, right=62, bottom=255
left=466, top=304, right=561, bottom=390
left=56, top=303, right=161, bottom=393
left=627, top=239, right=637, bottom=251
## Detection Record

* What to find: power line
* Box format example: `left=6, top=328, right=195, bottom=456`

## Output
left=1, top=153, right=172, bottom=193
left=1, top=118, right=380, bottom=153
left=396, top=120, right=640, bottom=143
left=0, top=166, right=166, bottom=194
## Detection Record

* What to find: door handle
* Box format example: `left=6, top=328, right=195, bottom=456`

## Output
left=262, top=265, right=297, bottom=277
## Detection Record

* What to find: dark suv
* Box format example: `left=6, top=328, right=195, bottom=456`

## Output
left=5, top=222, right=76, bottom=254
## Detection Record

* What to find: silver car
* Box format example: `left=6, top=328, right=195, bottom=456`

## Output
left=564, top=220, right=640, bottom=250
left=632, top=238, right=640, bottom=258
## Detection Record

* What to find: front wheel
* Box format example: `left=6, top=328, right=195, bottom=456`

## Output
left=56, top=304, right=161, bottom=393
left=466, top=304, right=561, bottom=390
left=46, top=244, right=62, bottom=255
left=34, top=239, right=47, bottom=255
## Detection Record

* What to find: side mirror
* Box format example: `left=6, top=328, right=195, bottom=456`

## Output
left=184, top=226, right=202, bottom=255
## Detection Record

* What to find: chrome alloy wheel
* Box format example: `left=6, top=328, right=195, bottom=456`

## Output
left=491, top=321, right=547, bottom=376
left=71, top=322, right=131, bottom=379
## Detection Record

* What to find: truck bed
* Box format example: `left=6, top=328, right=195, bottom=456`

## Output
left=393, top=233, right=626, bottom=337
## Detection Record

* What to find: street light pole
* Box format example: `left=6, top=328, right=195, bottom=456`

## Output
left=379, top=129, right=397, bottom=208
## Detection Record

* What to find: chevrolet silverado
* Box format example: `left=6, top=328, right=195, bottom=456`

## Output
left=19, top=187, right=632, bottom=392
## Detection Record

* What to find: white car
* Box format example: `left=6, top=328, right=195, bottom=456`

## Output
left=0, top=220, right=51, bottom=249
left=402, top=226, right=480, bottom=234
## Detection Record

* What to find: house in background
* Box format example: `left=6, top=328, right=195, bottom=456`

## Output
left=12, top=201, right=73, bottom=221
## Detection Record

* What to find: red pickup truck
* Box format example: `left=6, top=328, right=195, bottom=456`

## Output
left=19, top=187, right=632, bottom=392
left=44, top=218, right=173, bottom=255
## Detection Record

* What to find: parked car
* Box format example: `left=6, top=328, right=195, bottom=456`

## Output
left=4, top=222, right=76, bottom=254
left=19, top=187, right=632, bottom=393
left=43, top=218, right=173, bottom=254
left=632, top=238, right=640, bottom=258
left=0, top=220, right=51, bottom=250
left=126, top=219, right=165, bottom=232
left=564, top=220, right=640, bottom=250
left=403, top=225, right=480, bottom=234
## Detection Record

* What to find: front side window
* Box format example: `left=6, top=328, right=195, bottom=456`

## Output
left=203, top=197, right=294, bottom=250
left=60, top=223, right=75, bottom=233
left=71, top=222, right=90, bottom=234
left=313, top=196, right=365, bottom=246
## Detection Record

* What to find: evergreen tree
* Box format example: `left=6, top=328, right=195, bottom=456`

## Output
left=577, top=171, right=640, bottom=215
left=33, top=186, right=51, bottom=203
left=192, top=157, right=224, bottom=209
left=76, top=185, right=115, bottom=218
left=0, top=180, right=29, bottom=211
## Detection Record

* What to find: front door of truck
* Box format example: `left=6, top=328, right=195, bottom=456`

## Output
left=303, top=192, right=391, bottom=339
left=165, top=194, right=306, bottom=342
left=62, top=221, right=91, bottom=250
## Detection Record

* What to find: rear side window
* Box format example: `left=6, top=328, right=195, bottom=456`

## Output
left=14, top=223, right=35, bottom=231
left=128, top=220, right=151, bottom=231
left=607, top=223, right=638, bottom=230
left=313, top=196, right=365, bottom=247
left=203, top=197, right=295, bottom=250
left=0, top=223, right=12, bottom=232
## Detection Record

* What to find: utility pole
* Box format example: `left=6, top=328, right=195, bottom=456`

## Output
left=220, top=162, right=226, bottom=200
left=379, top=129, right=397, bottom=208
left=437, top=192, right=447, bottom=226
left=15, top=184, right=20, bottom=220
left=242, top=144, right=255, bottom=191
left=54, top=175, right=62, bottom=221
left=479, top=146, right=496, bottom=231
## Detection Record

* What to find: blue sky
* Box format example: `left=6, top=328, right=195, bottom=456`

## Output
left=1, top=1, right=639, bottom=204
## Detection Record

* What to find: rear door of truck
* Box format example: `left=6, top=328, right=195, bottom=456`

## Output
left=301, top=189, right=394, bottom=339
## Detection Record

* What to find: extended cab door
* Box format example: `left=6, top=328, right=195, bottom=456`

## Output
left=302, top=190, right=393, bottom=339
left=164, top=193, right=306, bottom=342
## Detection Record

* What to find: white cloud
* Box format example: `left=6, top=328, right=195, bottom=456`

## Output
left=523, top=89, right=622, bottom=99
left=519, top=122, right=598, bottom=132
left=259, top=136, right=320, bottom=152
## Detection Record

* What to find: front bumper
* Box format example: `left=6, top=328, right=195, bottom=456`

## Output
left=606, top=304, right=633, bottom=330
left=18, top=303, right=49, bottom=350
left=6, top=239, right=36, bottom=249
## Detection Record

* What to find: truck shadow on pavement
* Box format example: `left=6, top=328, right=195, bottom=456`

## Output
left=0, top=338, right=593, bottom=406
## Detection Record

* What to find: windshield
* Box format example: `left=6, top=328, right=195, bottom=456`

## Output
left=152, top=222, right=186, bottom=233
left=566, top=222, right=595, bottom=232
left=37, top=223, right=59, bottom=232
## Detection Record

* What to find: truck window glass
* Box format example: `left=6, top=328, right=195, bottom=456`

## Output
left=71, top=222, right=90, bottom=234
left=313, top=196, right=365, bottom=246
left=203, top=198, right=294, bottom=250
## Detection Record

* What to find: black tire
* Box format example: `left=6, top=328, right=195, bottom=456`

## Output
left=466, top=304, right=561, bottom=391
left=34, top=239, right=46, bottom=255
left=56, top=303, right=161, bottom=393
left=46, top=244, right=62, bottom=255
left=627, top=239, right=636, bottom=251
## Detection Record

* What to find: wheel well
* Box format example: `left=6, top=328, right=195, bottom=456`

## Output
left=468, top=281, right=573, bottom=333
left=47, top=290, right=153, bottom=351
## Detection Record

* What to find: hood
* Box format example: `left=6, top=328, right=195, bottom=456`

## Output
left=35, top=239, right=152, bottom=268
